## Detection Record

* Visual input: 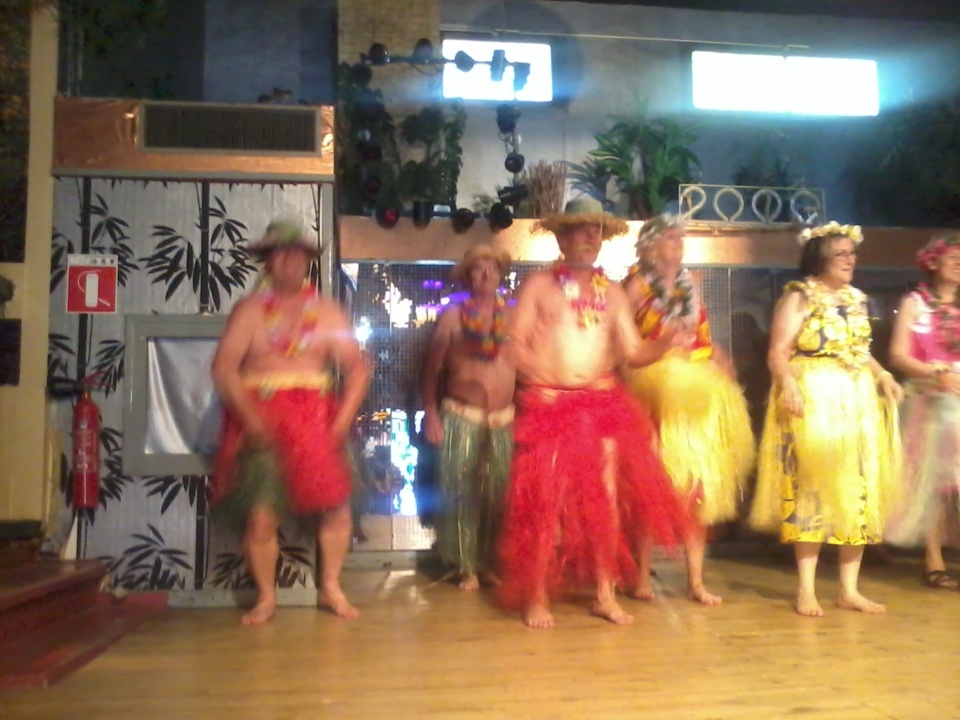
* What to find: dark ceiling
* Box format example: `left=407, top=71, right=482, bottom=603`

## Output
left=540, top=0, right=960, bottom=23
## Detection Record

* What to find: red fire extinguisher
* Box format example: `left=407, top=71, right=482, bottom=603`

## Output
left=72, top=389, right=100, bottom=510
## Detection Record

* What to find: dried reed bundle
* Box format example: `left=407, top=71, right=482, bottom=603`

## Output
left=519, top=160, right=567, bottom=217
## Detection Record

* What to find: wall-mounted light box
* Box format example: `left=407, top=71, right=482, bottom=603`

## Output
left=692, top=50, right=880, bottom=117
left=441, top=38, right=553, bottom=103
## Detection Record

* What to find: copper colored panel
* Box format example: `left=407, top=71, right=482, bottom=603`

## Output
left=340, top=217, right=941, bottom=269
left=53, top=97, right=335, bottom=180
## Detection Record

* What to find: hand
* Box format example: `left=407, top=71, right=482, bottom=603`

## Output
left=244, top=417, right=275, bottom=449
left=780, top=376, right=804, bottom=418
left=713, top=353, right=737, bottom=380
left=938, top=371, right=960, bottom=396
left=878, top=372, right=903, bottom=404
left=424, top=410, right=443, bottom=446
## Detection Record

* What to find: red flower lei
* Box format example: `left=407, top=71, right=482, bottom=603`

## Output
left=918, top=283, right=960, bottom=355
left=261, top=284, right=322, bottom=357
left=553, top=263, right=610, bottom=328
left=460, top=294, right=506, bottom=360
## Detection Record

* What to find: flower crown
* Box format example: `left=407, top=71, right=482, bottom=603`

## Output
left=798, top=221, right=863, bottom=247
left=917, top=233, right=960, bottom=272
left=636, top=213, right=686, bottom=248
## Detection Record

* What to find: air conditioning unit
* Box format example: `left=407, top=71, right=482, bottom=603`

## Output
left=53, top=97, right=335, bottom=182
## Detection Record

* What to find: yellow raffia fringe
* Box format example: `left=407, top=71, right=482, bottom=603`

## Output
left=242, top=370, right=333, bottom=392
left=626, top=356, right=756, bottom=525
left=749, top=358, right=902, bottom=542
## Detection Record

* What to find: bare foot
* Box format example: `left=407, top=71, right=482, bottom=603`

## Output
left=626, top=581, right=656, bottom=601
left=591, top=597, right=635, bottom=626
left=318, top=584, right=360, bottom=620
left=523, top=602, right=555, bottom=629
left=688, top=585, right=723, bottom=606
left=458, top=574, right=480, bottom=591
left=241, top=600, right=276, bottom=626
left=837, top=591, right=886, bottom=614
left=794, top=589, right=824, bottom=617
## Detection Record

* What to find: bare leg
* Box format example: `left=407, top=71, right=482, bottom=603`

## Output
left=837, top=545, right=885, bottom=613
left=686, top=522, right=722, bottom=605
left=922, top=502, right=958, bottom=588
left=794, top=542, right=824, bottom=617
left=242, top=507, right=280, bottom=625
left=591, top=578, right=635, bottom=625
left=317, top=503, right=359, bottom=619
left=627, top=533, right=656, bottom=600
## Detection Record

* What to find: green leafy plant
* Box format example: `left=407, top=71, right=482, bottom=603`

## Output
left=572, top=104, right=701, bottom=219
left=336, top=63, right=466, bottom=215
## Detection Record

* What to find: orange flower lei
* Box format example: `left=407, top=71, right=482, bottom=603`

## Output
left=554, top=263, right=610, bottom=328
left=460, top=294, right=506, bottom=360
left=261, top=284, right=322, bottom=357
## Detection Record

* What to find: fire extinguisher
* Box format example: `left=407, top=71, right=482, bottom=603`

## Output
left=72, top=389, right=100, bottom=510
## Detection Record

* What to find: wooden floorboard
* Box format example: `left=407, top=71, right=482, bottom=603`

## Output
left=2, top=552, right=958, bottom=719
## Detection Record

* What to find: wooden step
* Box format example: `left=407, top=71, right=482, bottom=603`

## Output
left=0, top=592, right=168, bottom=689
left=0, top=560, right=106, bottom=646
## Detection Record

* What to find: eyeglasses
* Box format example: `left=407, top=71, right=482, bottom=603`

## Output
left=829, top=250, right=858, bottom=260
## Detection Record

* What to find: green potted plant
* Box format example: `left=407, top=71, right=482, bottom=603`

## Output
left=572, top=104, right=701, bottom=219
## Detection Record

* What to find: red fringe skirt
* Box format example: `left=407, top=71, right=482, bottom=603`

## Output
left=211, top=388, right=351, bottom=513
left=497, top=382, right=688, bottom=608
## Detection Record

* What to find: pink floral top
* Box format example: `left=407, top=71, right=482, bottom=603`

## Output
left=908, top=290, right=960, bottom=370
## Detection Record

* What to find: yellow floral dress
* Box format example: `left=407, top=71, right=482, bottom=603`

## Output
left=749, top=279, right=901, bottom=544
left=625, top=267, right=755, bottom=525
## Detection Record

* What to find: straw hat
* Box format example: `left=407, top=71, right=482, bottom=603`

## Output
left=533, top=197, right=629, bottom=241
left=247, top=220, right=322, bottom=260
left=450, top=243, right=512, bottom=285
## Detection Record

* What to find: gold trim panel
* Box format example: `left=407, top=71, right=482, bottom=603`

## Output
left=53, top=98, right=335, bottom=180
left=340, top=217, right=934, bottom=269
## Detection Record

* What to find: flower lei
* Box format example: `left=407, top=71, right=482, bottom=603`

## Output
left=627, top=264, right=697, bottom=322
left=460, top=294, right=506, bottom=360
left=804, top=278, right=872, bottom=370
left=261, top=283, right=322, bottom=357
left=554, top=263, right=610, bottom=328
left=917, top=283, right=960, bottom=355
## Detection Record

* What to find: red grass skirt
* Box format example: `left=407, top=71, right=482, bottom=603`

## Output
left=497, top=382, right=687, bottom=608
left=210, top=388, right=351, bottom=513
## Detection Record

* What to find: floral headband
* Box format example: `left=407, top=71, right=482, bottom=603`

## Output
left=798, top=221, right=863, bottom=247
left=916, top=233, right=960, bottom=272
left=636, top=213, right=686, bottom=249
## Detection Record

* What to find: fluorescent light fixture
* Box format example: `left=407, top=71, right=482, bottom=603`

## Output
left=692, top=51, right=879, bottom=117
left=442, top=39, right=553, bottom=102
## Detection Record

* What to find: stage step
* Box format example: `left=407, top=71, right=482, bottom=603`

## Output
left=0, top=592, right=168, bottom=689
left=0, top=559, right=168, bottom=688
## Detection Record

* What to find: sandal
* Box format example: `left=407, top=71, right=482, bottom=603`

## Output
left=922, top=569, right=959, bottom=589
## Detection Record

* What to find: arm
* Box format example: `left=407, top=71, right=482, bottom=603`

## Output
left=504, top=273, right=548, bottom=383
left=327, top=305, right=373, bottom=441
left=609, top=283, right=679, bottom=368
left=767, top=290, right=807, bottom=417
left=211, top=299, right=272, bottom=446
left=420, top=308, right=457, bottom=445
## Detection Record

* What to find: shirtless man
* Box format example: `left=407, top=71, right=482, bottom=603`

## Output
left=211, top=221, right=371, bottom=625
left=497, top=198, right=688, bottom=629
left=422, top=244, right=516, bottom=590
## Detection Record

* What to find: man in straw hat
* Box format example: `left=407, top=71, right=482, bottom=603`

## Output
left=497, top=197, right=689, bottom=628
left=210, top=220, right=371, bottom=624
left=421, top=243, right=516, bottom=590
left=624, top=214, right=755, bottom=606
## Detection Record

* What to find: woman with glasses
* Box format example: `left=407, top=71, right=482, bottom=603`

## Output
left=749, top=222, right=902, bottom=616
left=886, top=233, right=960, bottom=589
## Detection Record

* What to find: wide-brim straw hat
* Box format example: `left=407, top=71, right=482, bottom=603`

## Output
left=450, top=243, right=512, bottom=285
left=247, top=220, right=322, bottom=260
left=533, top=197, right=628, bottom=241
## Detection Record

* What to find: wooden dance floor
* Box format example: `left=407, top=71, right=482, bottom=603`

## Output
left=3, top=550, right=959, bottom=720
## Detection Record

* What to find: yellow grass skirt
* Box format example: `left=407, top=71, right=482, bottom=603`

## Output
left=748, top=358, right=901, bottom=544
left=626, top=356, right=756, bottom=525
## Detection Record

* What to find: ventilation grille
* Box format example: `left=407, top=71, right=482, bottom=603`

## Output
left=142, top=103, right=318, bottom=153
